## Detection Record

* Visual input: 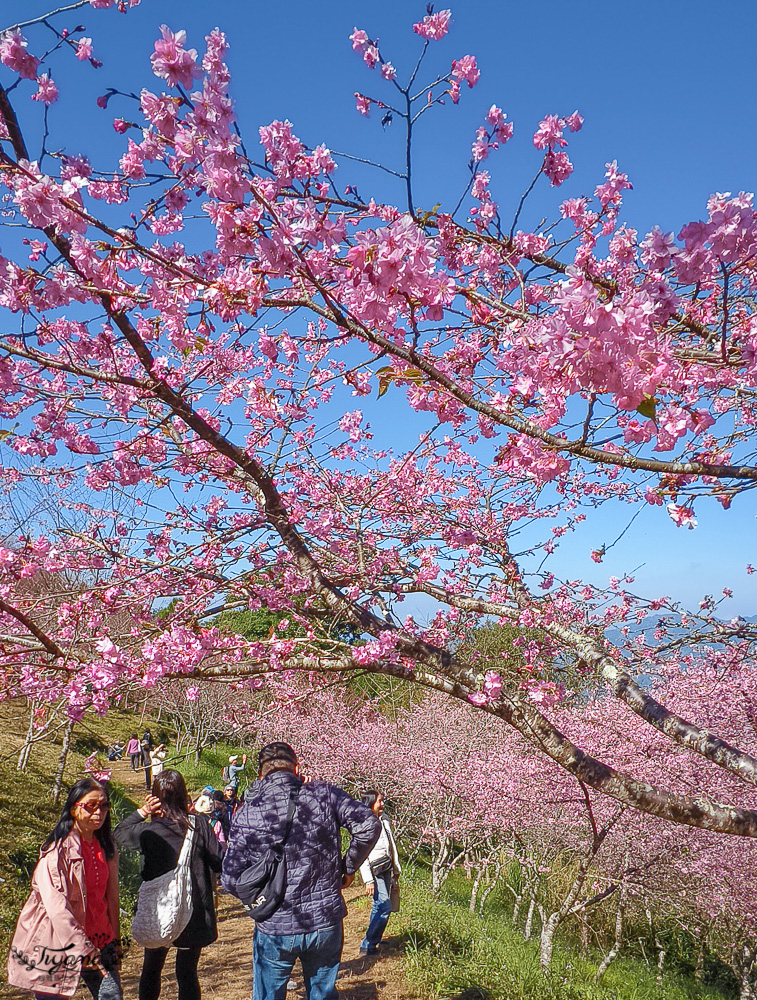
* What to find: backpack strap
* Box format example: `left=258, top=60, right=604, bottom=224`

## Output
left=277, top=783, right=301, bottom=851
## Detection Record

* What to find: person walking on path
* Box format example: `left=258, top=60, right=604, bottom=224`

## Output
left=222, top=742, right=380, bottom=1000
left=149, top=744, right=167, bottom=777
left=126, top=734, right=141, bottom=772
left=114, top=769, right=222, bottom=1000
left=7, top=777, right=122, bottom=1000
left=140, top=733, right=153, bottom=791
left=358, top=791, right=401, bottom=956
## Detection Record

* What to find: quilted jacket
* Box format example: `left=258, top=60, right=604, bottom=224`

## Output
left=221, top=771, right=380, bottom=935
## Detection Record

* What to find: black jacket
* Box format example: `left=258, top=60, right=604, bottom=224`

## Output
left=114, top=810, right=223, bottom=948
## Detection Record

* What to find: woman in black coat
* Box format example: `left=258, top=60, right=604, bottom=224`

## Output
left=114, top=769, right=222, bottom=1000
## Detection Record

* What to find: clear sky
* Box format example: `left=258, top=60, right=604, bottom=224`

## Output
left=2, top=0, right=756, bottom=615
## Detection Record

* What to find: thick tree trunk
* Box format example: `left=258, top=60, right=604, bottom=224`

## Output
left=51, top=719, right=74, bottom=805
left=539, top=912, right=560, bottom=972
left=735, top=942, right=757, bottom=1000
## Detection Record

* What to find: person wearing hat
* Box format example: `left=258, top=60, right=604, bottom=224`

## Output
left=222, top=742, right=381, bottom=1000
left=212, top=791, right=231, bottom=840
left=226, top=754, right=247, bottom=790
left=223, top=783, right=240, bottom=825
left=193, top=793, right=213, bottom=815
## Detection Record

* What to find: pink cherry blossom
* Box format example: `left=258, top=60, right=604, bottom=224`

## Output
left=0, top=30, right=40, bottom=79
left=533, top=114, right=567, bottom=150
left=349, top=28, right=369, bottom=52
left=362, top=44, right=379, bottom=70
left=413, top=10, right=452, bottom=41
left=666, top=503, right=698, bottom=529
left=31, top=75, right=59, bottom=105
left=150, top=24, right=201, bottom=90
left=543, top=150, right=573, bottom=186
left=76, top=37, right=94, bottom=61
left=450, top=55, right=479, bottom=87
left=485, top=105, right=513, bottom=143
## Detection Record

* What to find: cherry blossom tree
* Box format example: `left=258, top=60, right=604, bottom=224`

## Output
left=237, top=668, right=757, bottom=982
left=0, top=2, right=757, bottom=837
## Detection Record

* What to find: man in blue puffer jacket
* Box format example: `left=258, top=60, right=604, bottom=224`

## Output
left=222, top=742, right=380, bottom=1000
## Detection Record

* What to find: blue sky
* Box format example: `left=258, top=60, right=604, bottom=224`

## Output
left=2, top=0, right=756, bottom=615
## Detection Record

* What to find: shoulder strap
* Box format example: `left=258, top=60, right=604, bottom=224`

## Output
left=176, top=817, right=195, bottom=870
left=279, top=783, right=301, bottom=849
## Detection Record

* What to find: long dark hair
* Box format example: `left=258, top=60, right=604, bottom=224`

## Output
left=42, top=778, right=115, bottom=860
left=152, top=769, right=190, bottom=831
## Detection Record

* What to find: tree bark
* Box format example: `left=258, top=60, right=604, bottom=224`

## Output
left=539, top=912, right=560, bottom=972
left=51, top=719, right=74, bottom=805
left=595, top=888, right=624, bottom=981
left=17, top=700, right=36, bottom=772
left=524, top=897, right=536, bottom=941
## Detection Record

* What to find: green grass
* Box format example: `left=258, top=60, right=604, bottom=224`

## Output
left=169, top=739, right=256, bottom=796
left=0, top=701, right=143, bottom=952
left=397, top=864, right=731, bottom=1000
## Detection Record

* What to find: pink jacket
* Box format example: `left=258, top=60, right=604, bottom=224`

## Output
left=7, top=831, right=119, bottom=997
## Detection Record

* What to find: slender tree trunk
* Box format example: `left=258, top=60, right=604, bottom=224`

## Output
left=480, top=857, right=503, bottom=913
left=596, top=889, right=624, bottom=981
left=17, top=700, right=37, bottom=772
left=511, top=891, right=524, bottom=927
left=469, top=863, right=486, bottom=913
left=431, top=837, right=450, bottom=895
left=194, top=731, right=203, bottom=766
left=524, top=897, right=536, bottom=941
left=51, top=719, right=74, bottom=805
left=735, top=942, right=757, bottom=1000
left=579, top=918, right=590, bottom=958
left=646, top=906, right=666, bottom=985
left=694, top=927, right=707, bottom=982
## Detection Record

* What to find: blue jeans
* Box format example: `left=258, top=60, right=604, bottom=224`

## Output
left=361, top=873, right=392, bottom=952
left=253, top=922, right=343, bottom=1000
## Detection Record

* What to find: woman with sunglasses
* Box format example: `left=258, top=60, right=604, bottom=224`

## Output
left=7, top=777, right=121, bottom=1000
left=115, top=768, right=222, bottom=1000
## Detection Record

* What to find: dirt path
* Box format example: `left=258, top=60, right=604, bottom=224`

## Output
left=119, top=890, right=413, bottom=1000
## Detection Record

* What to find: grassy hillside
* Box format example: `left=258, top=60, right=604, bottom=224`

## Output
left=0, top=700, right=149, bottom=953
left=398, top=865, right=733, bottom=1000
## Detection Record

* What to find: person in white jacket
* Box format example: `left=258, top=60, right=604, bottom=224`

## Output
left=358, top=790, right=400, bottom=956
left=149, top=744, right=167, bottom=776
